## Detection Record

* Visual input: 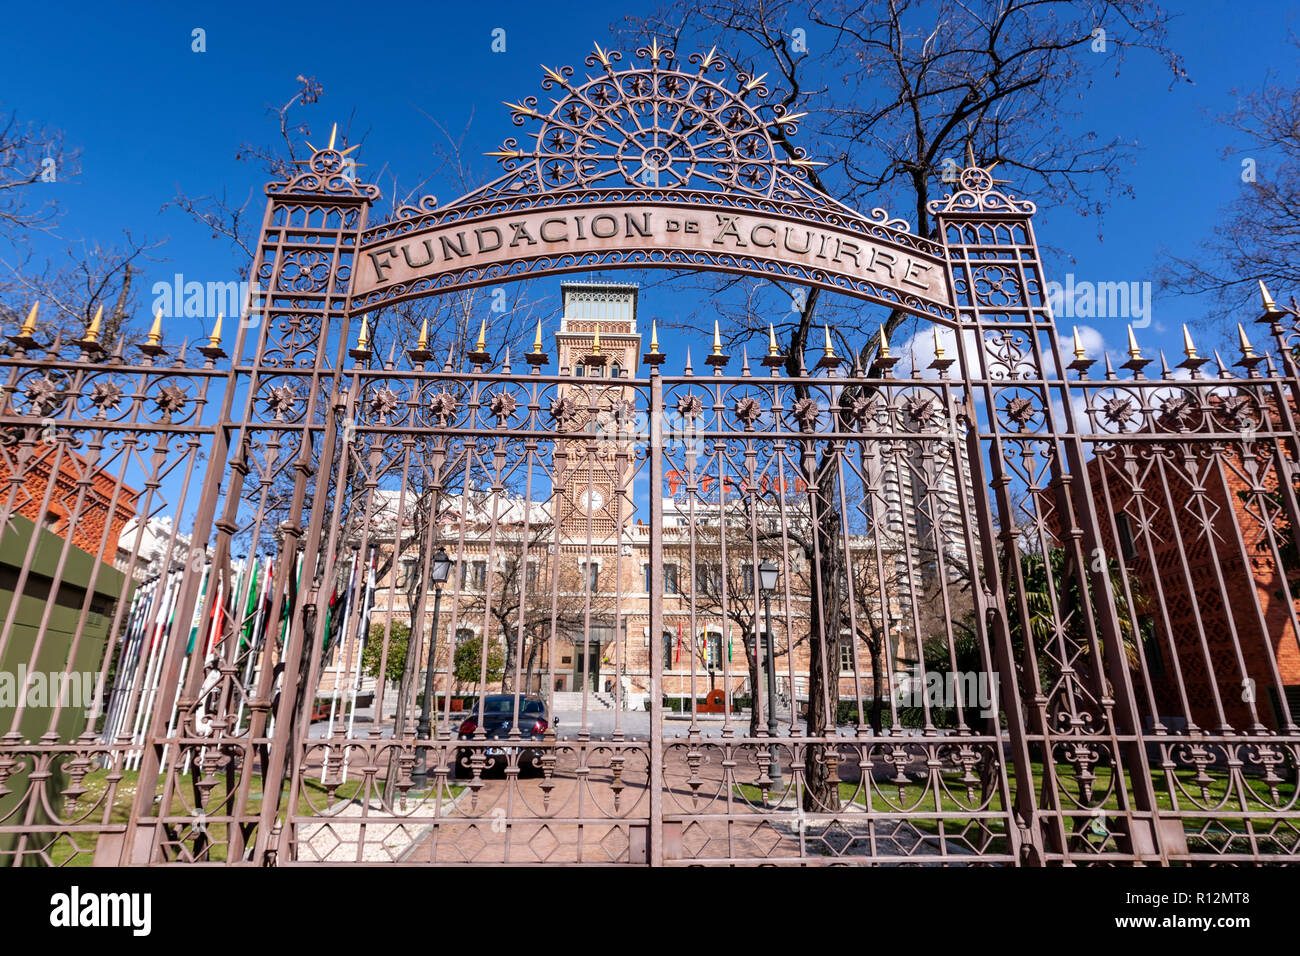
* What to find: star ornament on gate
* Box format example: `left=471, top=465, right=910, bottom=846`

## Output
left=484, top=41, right=841, bottom=205
left=958, top=143, right=1012, bottom=195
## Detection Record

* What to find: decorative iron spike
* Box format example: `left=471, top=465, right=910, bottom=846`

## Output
left=816, top=324, right=842, bottom=371
left=349, top=314, right=373, bottom=361
left=502, top=344, right=512, bottom=371
left=591, top=323, right=601, bottom=354
left=1236, top=321, right=1264, bottom=373
left=740, top=347, right=751, bottom=376
left=643, top=319, right=665, bottom=367
left=1158, top=350, right=1172, bottom=378
left=86, top=306, right=103, bottom=343
left=1122, top=324, right=1150, bottom=374
left=9, top=301, right=41, bottom=349
left=705, top=319, right=729, bottom=367
left=1259, top=279, right=1284, bottom=319
left=1238, top=322, right=1255, bottom=357
left=762, top=323, right=784, bottom=368
left=1178, top=325, right=1209, bottom=374
left=19, top=301, right=38, bottom=337
left=75, top=305, right=106, bottom=354
left=467, top=318, right=492, bottom=365
left=929, top=326, right=955, bottom=375
left=684, top=346, right=694, bottom=376
left=408, top=316, right=433, bottom=363
left=138, top=308, right=167, bottom=357
left=871, top=324, right=899, bottom=375
left=1213, top=349, right=1230, bottom=378
left=526, top=318, right=548, bottom=368
left=1072, top=326, right=1085, bottom=361
left=199, top=312, right=227, bottom=360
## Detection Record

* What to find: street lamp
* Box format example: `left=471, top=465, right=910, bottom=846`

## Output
left=758, top=558, right=782, bottom=783
left=413, top=548, right=452, bottom=788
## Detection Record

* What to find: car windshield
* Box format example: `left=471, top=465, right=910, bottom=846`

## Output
left=479, top=698, right=543, bottom=716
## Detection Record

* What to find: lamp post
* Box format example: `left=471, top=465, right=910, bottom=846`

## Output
left=412, top=549, right=452, bottom=789
left=758, top=558, right=782, bottom=783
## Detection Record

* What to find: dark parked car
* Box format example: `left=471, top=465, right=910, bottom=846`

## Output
left=455, top=695, right=551, bottom=778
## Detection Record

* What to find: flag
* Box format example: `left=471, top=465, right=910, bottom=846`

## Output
left=240, top=557, right=261, bottom=648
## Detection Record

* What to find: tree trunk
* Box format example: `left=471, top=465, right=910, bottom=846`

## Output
left=803, top=470, right=843, bottom=813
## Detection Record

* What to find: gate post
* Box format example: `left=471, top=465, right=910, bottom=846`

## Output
left=930, top=162, right=1165, bottom=864
left=647, top=369, right=664, bottom=866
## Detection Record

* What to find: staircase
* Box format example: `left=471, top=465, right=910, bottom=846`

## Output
left=551, top=691, right=617, bottom=712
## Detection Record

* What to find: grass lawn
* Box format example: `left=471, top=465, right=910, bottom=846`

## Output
left=731, top=760, right=1299, bottom=853
left=40, top=766, right=464, bottom=866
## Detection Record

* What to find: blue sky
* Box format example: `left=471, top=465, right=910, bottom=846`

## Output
left=1, top=0, right=1296, bottom=364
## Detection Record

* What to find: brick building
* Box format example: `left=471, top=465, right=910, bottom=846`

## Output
left=1081, top=404, right=1300, bottom=733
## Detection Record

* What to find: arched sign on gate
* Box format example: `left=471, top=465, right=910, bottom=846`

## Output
left=309, top=43, right=955, bottom=321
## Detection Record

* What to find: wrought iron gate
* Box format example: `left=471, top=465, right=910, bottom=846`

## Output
left=2, top=44, right=1299, bottom=866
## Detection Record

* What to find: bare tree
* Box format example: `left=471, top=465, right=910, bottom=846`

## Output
left=1161, top=36, right=1300, bottom=335
left=623, top=0, right=1185, bottom=811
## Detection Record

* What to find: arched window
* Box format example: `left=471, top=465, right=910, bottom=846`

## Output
left=575, top=364, right=585, bottom=377
left=611, top=362, right=621, bottom=379
left=664, top=631, right=676, bottom=669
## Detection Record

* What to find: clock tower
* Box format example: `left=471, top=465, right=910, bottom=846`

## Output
left=555, top=281, right=641, bottom=540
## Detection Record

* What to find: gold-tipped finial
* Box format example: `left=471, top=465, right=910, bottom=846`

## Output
left=767, top=324, right=779, bottom=356
left=823, top=325, right=836, bottom=358
left=532, top=319, right=543, bottom=353
left=650, top=320, right=660, bottom=353
left=475, top=319, right=487, bottom=352
left=1126, top=325, right=1142, bottom=360
left=208, top=313, right=223, bottom=348
left=327, top=123, right=338, bottom=151
left=146, top=309, right=164, bottom=347
left=1260, top=279, right=1282, bottom=316
left=711, top=320, right=723, bottom=355
left=84, top=305, right=104, bottom=343
left=1238, top=322, right=1256, bottom=358
left=591, top=324, right=601, bottom=354
left=933, top=325, right=946, bottom=360
left=1182, top=324, right=1198, bottom=360
left=19, top=301, right=39, bottom=338
left=1072, top=326, right=1085, bottom=361
left=878, top=325, right=891, bottom=359
left=357, top=314, right=370, bottom=350
left=416, top=317, right=429, bottom=352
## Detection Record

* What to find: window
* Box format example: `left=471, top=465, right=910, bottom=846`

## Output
left=455, top=628, right=474, bottom=646
left=581, top=561, right=599, bottom=591
left=643, top=563, right=651, bottom=594
left=664, top=563, right=679, bottom=595
left=839, top=640, right=855, bottom=673
left=461, top=560, right=487, bottom=590
left=741, top=563, right=755, bottom=593
left=575, top=364, right=585, bottom=377
left=705, top=632, right=724, bottom=669
left=611, top=362, right=621, bottom=379
left=1116, top=513, right=1138, bottom=562
left=526, top=561, right=539, bottom=588
left=664, top=631, right=676, bottom=668
left=1138, top=614, right=1163, bottom=678
left=396, top=556, right=417, bottom=589
left=696, top=563, right=722, bottom=594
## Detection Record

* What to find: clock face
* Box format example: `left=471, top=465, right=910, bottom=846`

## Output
left=580, top=489, right=605, bottom=512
